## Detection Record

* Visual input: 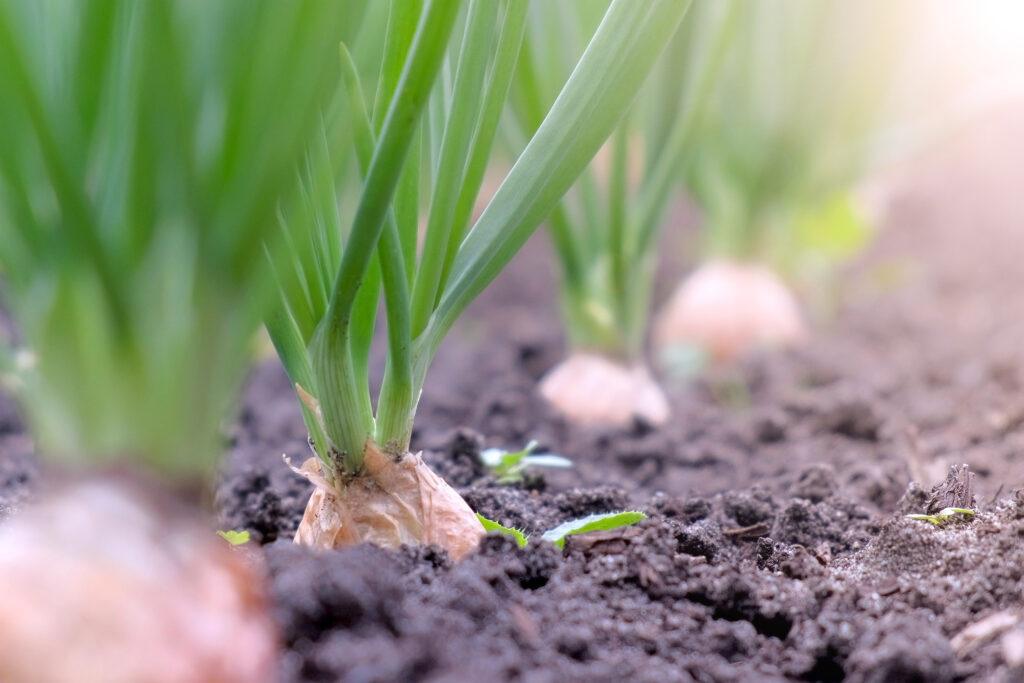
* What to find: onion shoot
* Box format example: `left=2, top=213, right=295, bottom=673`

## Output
left=509, top=0, right=739, bottom=425
left=266, top=0, right=692, bottom=558
left=657, top=0, right=910, bottom=368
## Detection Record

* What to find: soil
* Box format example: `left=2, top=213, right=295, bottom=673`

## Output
left=6, top=103, right=1024, bottom=681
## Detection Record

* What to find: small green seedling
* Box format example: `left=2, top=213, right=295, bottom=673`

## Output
left=906, top=507, right=976, bottom=527
left=479, top=441, right=573, bottom=483
left=477, top=511, right=647, bottom=550
left=476, top=514, right=528, bottom=549
left=216, top=530, right=252, bottom=546
left=541, top=511, right=648, bottom=549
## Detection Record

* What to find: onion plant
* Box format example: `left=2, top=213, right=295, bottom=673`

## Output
left=266, top=0, right=692, bottom=558
left=655, top=0, right=910, bottom=367
left=0, top=0, right=356, bottom=476
left=0, top=2, right=356, bottom=679
left=508, top=0, right=739, bottom=425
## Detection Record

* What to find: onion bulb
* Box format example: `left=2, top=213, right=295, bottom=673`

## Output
left=291, top=443, right=484, bottom=560
left=0, top=475, right=278, bottom=683
left=654, top=260, right=806, bottom=365
left=539, top=351, right=670, bottom=427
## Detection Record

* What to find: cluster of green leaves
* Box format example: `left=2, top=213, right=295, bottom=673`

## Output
left=507, top=0, right=738, bottom=360
left=0, top=0, right=357, bottom=476
left=477, top=510, right=647, bottom=550
left=479, top=440, right=573, bottom=484
left=266, top=0, right=693, bottom=478
left=686, top=0, right=909, bottom=274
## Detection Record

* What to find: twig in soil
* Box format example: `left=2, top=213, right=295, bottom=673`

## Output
left=926, top=464, right=976, bottom=511
left=876, top=581, right=901, bottom=597
left=722, top=522, right=771, bottom=539
left=990, top=483, right=1005, bottom=504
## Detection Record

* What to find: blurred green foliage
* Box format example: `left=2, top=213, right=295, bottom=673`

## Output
left=0, top=0, right=362, bottom=476
left=510, top=0, right=737, bottom=360
left=687, top=0, right=911, bottom=272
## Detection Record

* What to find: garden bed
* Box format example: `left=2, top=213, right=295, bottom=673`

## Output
left=6, top=105, right=1024, bottom=681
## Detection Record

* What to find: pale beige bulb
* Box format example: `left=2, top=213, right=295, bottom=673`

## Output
left=292, top=443, right=484, bottom=561
left=0, top=477, right=278, bottom=683
left=539, top=352, right=670, bottom=427
left=655, top=260, right=806, bottom=364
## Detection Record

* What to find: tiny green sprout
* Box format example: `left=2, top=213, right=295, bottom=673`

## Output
left=906, top=507, right=976, bottom=527
left=476, top=511, right=647, bottom=551
left=479, top=441, right=573, bottom=484
left=476, top=514, right=529, bottom=549
left=541, top=511, right=648, bottom=550
left=216, top=530, right=252, bottom=546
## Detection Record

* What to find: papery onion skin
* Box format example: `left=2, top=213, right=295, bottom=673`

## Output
left=293, top=443, right=484, bottom=561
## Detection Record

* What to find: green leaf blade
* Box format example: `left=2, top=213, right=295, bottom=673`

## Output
left=410, top=0, right=502, bottom=336
left=425, top=0, right=693, bottom=358
left=542, top=511, right=648, bottom=550
left=313, top=0, right=463, bottom=468
left=476, top=513, right=529, bottom=548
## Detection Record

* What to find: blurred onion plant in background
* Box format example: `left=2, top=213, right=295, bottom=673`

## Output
left=655, top=0, right=916, bottom=369
left=0, top=2, right=364, bottom=680
left=510, top=0, right=739, bottom=425
left=0, top=0, right=359, bottom=477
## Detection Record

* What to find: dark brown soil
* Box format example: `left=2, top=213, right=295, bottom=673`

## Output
left=6, top=103, right=1024, bottom=681
left=0, top=391, right=34, bottom=520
